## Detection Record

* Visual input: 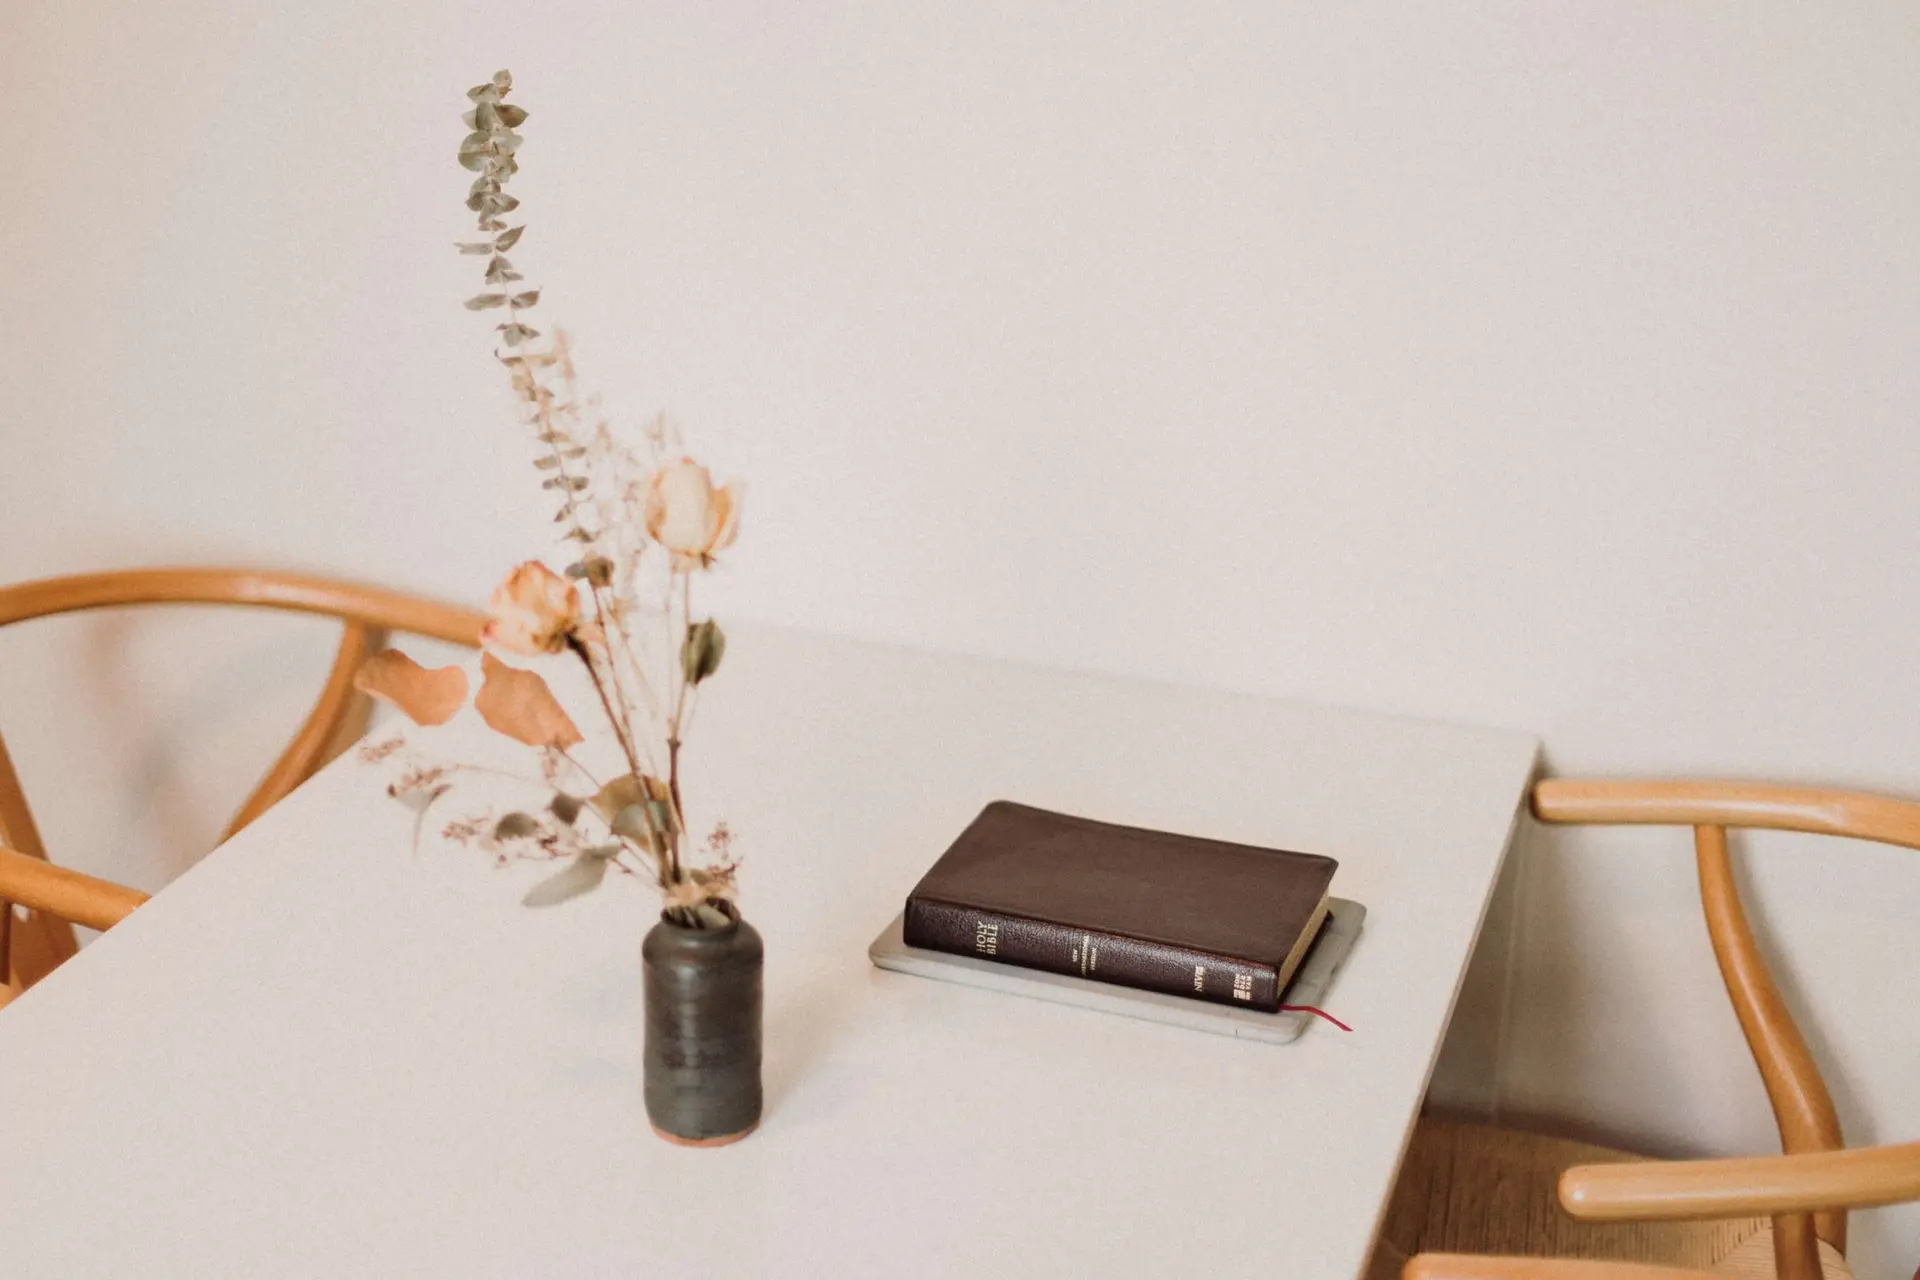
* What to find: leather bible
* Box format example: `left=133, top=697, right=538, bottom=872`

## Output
left=902, top=801, right=1337, bottom=1012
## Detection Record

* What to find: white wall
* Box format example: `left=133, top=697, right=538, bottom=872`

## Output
left=6, top=3, right=1918, bottom=1268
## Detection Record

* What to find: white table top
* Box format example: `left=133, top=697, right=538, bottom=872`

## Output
left=0, top=624, right=1537, bottom=1279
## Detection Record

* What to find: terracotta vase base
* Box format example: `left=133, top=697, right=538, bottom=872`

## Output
left=652, top=1122, right=757, bottom=1148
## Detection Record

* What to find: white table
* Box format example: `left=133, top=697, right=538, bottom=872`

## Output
left=0, top=624, right=1537, bottom=1279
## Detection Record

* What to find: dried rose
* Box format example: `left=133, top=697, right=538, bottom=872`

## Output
left=474, top=653, right=583, bottom=749
left=481, top=561, right=579, bottom=654
left=643, top=459, right=741, bottom=571
left=353, top=651, right=469, bottom=725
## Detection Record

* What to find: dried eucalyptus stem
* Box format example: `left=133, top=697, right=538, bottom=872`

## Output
left=414, top=69, right=742, bottom=927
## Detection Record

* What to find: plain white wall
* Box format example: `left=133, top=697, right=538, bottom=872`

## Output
left=5, top=2, right=1917, bottom=1268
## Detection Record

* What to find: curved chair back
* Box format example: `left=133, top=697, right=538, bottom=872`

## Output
left=1525, top=780, right=1920, bottom=1280
left=0, top=568, right=483, bottom=993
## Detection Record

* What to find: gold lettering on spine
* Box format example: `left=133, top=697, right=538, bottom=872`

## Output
left=974, top=920, right=999, bottom=955
left=1232, top=973, right=1253, bottom=1001
left=1193, top=965, right=1206, bottom=991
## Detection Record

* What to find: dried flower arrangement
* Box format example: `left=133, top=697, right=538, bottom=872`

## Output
left=357, top=70, right=743, bottom=928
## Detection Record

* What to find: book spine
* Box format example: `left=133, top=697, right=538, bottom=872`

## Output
left=903, top=897, right=1281, bottom=1011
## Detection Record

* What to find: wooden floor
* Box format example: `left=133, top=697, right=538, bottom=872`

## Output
left=1368, top=1116, right=1850, bottom=1278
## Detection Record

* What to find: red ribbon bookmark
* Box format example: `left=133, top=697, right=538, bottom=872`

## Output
left=1279, top=1005, right=1352, bottom=1032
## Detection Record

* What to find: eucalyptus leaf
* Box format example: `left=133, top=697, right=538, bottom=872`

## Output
left=549, top=792, right=584, bottom=825
left=455, top=241, right=494, bottom=255
left=563, top=556, right=614, bottom=586
left=467, top=83, right=500, bottom=104
left=473, top=102, right=499, bottom=131
left=521, top=850, right=609, bottom=907
left=681, top=619, right=727, bottom=685
left=609, top=804, right=658, bottom=848
left=484, top=255, right=517, bottom=284
left=533, top=455, right=561, bottom=470
left=464, top=293, right=507, bottom=310
left=492, top=69, right=512, bottom=88
left=511, top=290, right=540, bottom=308
left=493, top=811, right=541, bottom=839
left=493, top=225, right=525, bottom=250
left=646, top=799, right=680, bottom=836
left=389, top=783, right=449, bottom=814
left=497, top=323, right=539, bottom=346
left=496, top=104, right=529, bottom=127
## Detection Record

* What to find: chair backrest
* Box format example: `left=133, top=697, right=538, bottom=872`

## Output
left=1532, top=779, right=1920, bottom=1274
left=0, top=568, right=484, bottom=992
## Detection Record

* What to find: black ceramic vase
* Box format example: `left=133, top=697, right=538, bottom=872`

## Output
left=641, top=911, right=763, bottom=1146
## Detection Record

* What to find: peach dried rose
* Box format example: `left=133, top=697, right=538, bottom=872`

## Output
left=353, top=650, right=469, bottom=726
left=474, top=653, right=583, bottom=749
left=481, top=561, right=580, bottom=655
left=643, top=459, right=741, bottom=570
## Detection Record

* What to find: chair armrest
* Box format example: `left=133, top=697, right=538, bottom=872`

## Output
left=1403, top=1254, right=1717, bottom=1279
left=1532, top=778, right=1920, bottom=850
left=0, top=847, right=148, bottom=933
left=1559, top=1141, right=1920, bottom=1221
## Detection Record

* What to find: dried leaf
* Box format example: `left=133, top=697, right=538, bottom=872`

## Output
left=609, top=803, right=657, bottom=847
left=353, top=650, right=468, bottom=725
left=591, top=773, right=671, bottom=821
left=455, top=241, right=494, bottom=255
left=475, top=652, right=582, bottom=748
left=484, top=255, right=515, bottom=283
left=465, top=293, right=507, bottom=310
left=681, top=619, right=727, bottom=685
left=549, top=792, right=584, bottom=825
left=493, top=811, right=541, bottom=840
left=391, top=783, right=450, bottom=814
left=510, top=290, right=540, bottom=308
left=497, top=323, right=539, bottom=346
left=521, top=849, right=611, bottom=907
left=492, top=68, right=512, bottom=89
left=496, top=104, right=528, bottom=128
left=533, top=455, right=561, bottom=469
left=494, top=225, right=525, bottom=251
left=564, top=556, right=614, bottom=587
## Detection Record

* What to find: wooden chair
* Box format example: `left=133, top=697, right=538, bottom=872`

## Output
left=1387, top=780, right=1920, bottom=1280
left=0, top=568, right=484, bottom=1001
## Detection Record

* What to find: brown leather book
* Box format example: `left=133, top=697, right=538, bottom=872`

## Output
left=903, top=801, right=1337, bottom=1012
